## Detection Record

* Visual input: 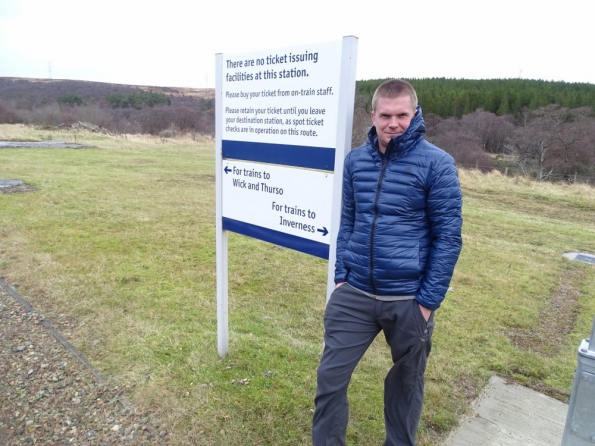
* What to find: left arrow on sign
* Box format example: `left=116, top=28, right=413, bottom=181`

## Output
left=224, top=166, right=232, bottom=174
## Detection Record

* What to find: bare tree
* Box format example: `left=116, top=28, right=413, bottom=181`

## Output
left=460, top=109, right=514, bottom=153
left=351, top=94, right=371, bottom=148
left=503, top=105, right=595, bottom=181
left=430, top=117, right=494, bottom=171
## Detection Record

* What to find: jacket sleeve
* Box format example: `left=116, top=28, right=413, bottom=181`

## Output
left=334, top=153, right=355, bottom=284
left=417, top=153, right=463, bottom=310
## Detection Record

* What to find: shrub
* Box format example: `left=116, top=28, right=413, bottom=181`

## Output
left=57, top=94, right=84, bottom=107
left=0, top=99, right=18, bottom=124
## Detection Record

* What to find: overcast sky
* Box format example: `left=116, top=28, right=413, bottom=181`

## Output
left=1, top=0, right=593, bottom=88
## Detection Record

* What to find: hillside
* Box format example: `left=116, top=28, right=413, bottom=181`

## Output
left=1, top=76, right=594, bottom=184
left=358, top=78, right=595, bottom=117
left=0, top=77, right=215, bottom=135
left=0, top=77, right=214, bottom=101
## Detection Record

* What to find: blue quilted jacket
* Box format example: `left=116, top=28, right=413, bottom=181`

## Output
left=335, top=106, right=463, bottom=310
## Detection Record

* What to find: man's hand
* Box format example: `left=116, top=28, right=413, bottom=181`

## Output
left=335, top=282, right=346, bottom=289
left=419, top=304, right=432, bottom=322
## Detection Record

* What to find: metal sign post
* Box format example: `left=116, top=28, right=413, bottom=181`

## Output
left=215, top=37, right=358, bottom=357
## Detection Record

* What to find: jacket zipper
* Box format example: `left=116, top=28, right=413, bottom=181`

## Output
left=369, top=155, right=389, bottom=295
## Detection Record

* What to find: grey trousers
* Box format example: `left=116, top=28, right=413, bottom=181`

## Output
left=312, top=284, right=434, bottom=446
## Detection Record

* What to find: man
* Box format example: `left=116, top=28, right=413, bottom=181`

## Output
left=312, top=79, right=463, bottom=446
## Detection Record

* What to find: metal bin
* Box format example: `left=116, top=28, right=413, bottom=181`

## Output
left=562, top=318, right=595, bottom=445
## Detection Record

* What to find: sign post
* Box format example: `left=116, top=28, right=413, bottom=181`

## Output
left=215, top=36, right=358, bottom=357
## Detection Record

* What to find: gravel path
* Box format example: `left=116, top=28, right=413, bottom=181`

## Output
left=0, top=282, right=169, bottom=445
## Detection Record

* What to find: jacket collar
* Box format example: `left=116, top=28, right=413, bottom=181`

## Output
left=367, top=105, right=426, bottom=158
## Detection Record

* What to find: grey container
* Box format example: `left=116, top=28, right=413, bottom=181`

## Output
left=561, top=319, right=595, bottom=445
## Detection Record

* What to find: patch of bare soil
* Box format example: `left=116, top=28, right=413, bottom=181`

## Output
left=0, top=282, right=169, bottom=445
left=506, top=265, right=584, bottom=356
left=505, top=264, right=586, bottom=400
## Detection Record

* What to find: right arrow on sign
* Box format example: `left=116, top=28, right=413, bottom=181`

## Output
left=317, top=227, right=329, bottom=236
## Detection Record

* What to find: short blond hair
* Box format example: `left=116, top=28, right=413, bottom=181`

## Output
left=371, top=79, right=418, bottom=111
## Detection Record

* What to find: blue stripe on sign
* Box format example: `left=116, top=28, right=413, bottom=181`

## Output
left=222, top=140, right=335, bottom=171
left=222, top=217, right=330, bottom=259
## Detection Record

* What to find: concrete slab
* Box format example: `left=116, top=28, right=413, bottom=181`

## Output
left=443, top=376, right=568, bottom=446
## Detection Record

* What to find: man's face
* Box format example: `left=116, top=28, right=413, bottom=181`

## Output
left=371, top=95, right=415, bottom=153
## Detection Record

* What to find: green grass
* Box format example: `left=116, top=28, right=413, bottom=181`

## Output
left=1, top=125, right=595, bottom=445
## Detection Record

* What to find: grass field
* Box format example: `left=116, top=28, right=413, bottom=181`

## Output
left=1, top=124, right=595, bottom=445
